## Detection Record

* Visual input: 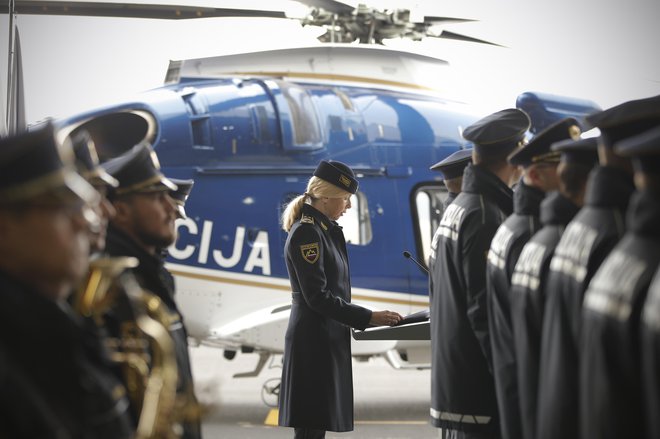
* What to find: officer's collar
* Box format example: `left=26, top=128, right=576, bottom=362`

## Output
left=513, top=180, right=545, bottom=217
left=301, top=203, right=335, bottom=232
left=540, top=191, right=580, bottom=226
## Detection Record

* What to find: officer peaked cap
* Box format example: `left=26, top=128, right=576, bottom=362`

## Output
left=463, top=109, right=530, bottom=156
left=614, top=125, right=660, bottom=174
left=313, top=160, right=358, bottom=194
left=168, top=178, right=195, bottom=218
left=102, top=143, right=177, bottom=197
left=551, top=137, right=599, bottom=166
left=509, top=117, right=581, bottom=167
left=0, top=123, right=97, bottom=205
left=586, top=94, right=660, bottom=144
left=430, top=149, right=473, bottom=179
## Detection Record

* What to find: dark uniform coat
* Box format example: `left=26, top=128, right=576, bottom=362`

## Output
left=536, top=166, right=634, bottom=439
left=509, top=192, right=579, bottom=439
left=641, top=269, right=660, bottom=439
left=429, top=163, right=513, bottom=435
left=105, top=224, right=201, bottom=439
left=486, top=181, right=544, bottom=439
left=0, top=270, right=133, bottom=439
left=278, top=204, right=372, bottom=432
left=443, top=191, right=459, bottom=210
left=580, top=190, right=660, bottom=439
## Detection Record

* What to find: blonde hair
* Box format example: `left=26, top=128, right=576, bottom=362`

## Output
left=281, top=176, right=351, bottom=231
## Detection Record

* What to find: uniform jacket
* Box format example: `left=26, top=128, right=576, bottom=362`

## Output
left=580, top=190, right=660, bottom=439
left=0, top=271, right=133, bottom=439
left=443, top=191, right=459, bottom=210
left=486, top=181, right=544, bottom=439
left=509, top=191, right=578, bottom=439
left=105, top=224, right=201, bottom=439
left=429, top=163, right=512, bottom=435
left=278, top=204, right=372, bottom=432
left=641, top=269, right=660, bottom=439
left=536, top=166, right=634, bottom=439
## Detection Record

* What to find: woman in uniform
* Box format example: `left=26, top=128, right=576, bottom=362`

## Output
left=278, top=160, right=402, bottom=439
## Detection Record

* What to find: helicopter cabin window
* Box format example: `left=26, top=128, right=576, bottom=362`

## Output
left=279, top=83, right=323, bottom=148
left=413, top=184, right=449, bottom=266
left=337, top=192, right=372, bottom=246
left=280, top=192, right=371, bottom=246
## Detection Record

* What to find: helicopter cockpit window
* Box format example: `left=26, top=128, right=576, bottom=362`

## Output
left=280, top=83, right=323, bottom=147
left=337, top=192, right=372, bottom=246
left=412, top=184, right=449, bottom=266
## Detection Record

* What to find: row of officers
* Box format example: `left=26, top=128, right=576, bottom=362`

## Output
left=427, top=94, right=660, bottom=439
left=0, top=124, right=201, bottom=438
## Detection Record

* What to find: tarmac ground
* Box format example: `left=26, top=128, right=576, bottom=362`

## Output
left=191, top=346, right=441, bottom=438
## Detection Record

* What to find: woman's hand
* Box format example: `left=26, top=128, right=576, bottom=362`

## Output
left=369, top=310, right=403, bottom=327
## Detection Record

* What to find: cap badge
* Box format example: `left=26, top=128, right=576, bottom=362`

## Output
left=339, top=174, right=351, bottom=188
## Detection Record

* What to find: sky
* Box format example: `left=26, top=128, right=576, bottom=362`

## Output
left=1, top=0, right=659, bottom=125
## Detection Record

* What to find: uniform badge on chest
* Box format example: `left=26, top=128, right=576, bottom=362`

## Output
left=300, top=242, right=320, bottom=264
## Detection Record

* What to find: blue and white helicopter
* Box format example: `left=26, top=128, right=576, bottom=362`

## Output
left=5, top=0, right=601, bottom=383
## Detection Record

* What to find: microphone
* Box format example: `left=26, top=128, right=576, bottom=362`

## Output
left=403, top=251, right=429, bottom=275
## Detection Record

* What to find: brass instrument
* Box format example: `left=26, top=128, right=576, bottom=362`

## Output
left=75, top=257, right=183, bottom=439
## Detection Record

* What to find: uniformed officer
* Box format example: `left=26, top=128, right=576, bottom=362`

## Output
left=486, top=117, right=578, bottom=439
left=536, top=94, right=660, bottom=439
left=278, top=160, right=402, bottom=439
left=509, top=136, right=598, bottom=439
left=617, top=125, right=660, bottom=439
left=430, top=148, right=473, bottom=209
left=168, top=178, right=195, bottom=219
left=429, top=108, right=528, bottom=438
left=580, top=115, right=660, bottom=439
left=0, top=124, right=134, bottom=439
left=102, top=144, right=202, bottom=439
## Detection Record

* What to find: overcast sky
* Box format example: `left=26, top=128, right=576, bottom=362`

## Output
left=2, top=0, right=659, bottom=124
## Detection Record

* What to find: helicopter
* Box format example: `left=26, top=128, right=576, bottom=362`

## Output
left=3, top=0, right=601, bottom=392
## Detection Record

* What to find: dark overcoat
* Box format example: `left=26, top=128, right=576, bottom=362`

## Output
left=580, top=190, right=660, bottom=439
left=0, top=270, right=133, bottom=439
left=536, top=166, right=633, bottom=439
left=486, top=181, right=544, bottom=439
left=278, top=204, right=372, bottom=432
left=641, top=269, right=660, bottom=439
left=509, top=191, right=578, bottom=439
left=105, top=224, right=201, bottom=439
left=429, top=163, right=512, bottom=435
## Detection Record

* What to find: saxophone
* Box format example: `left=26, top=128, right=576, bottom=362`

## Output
left=75, top=257, right=181, bottom=439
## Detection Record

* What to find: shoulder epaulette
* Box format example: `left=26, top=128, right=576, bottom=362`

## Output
left=300, top=214, right=314, bottom=225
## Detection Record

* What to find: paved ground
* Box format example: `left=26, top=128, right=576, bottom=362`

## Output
left=191, top=346, right=441, bottom=438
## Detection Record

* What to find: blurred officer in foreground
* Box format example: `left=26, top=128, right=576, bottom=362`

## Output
left=636, top=127, right=660, bottom=439
left=430, top=148, right=473, bottom=209
left=537, top=94, right=660, bottom=439
left=580, top=110, right=660, bottom=438
left=103, top=144, right=202, bottom=439
left=486, top=118, right=576, bottom=439
left=168, top=178, right=195, bottom=220
left=509, top=136, right=598, bottom=439
left=0, top=124, right=133, bottom=439
left=278, top=160, right=401, bottom=439
left=429, top=109, right=528, bottom=438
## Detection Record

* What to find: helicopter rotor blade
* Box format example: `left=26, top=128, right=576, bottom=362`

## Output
left=0, top=1, right=286, bottom=20
left=434, top=29, right=504, bottom=47
left=421, top=16, right=476, bottom=25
